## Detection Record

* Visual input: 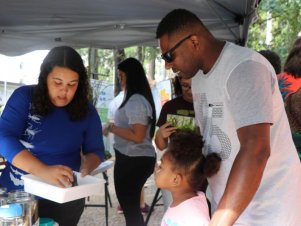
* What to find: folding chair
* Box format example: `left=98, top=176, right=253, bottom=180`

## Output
left=145, top=188, right=163, bottom=225
left=85, top=160, right=114, bottom=226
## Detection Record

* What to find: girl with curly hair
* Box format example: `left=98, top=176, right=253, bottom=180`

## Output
left=155, top=131, right=221, bottom=226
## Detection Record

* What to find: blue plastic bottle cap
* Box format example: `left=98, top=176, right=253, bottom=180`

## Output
left=39, top=217, right=55, bottom=226
left=0, top=203, right=23, bottom=218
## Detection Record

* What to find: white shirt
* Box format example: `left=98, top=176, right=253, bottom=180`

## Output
left=192, top=42, right=301, bottom=225
left=108, top=91, right=124, bottom=122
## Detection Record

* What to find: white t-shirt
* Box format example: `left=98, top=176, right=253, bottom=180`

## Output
left=161, top=192, right=209, bottom=226
left=106, top=91, right=124, bottom=153
left=114, top=94, right=155, bottom=157
left=192, top=42, right=301, bottom=225
left=108, top=91, right=124, bottom=122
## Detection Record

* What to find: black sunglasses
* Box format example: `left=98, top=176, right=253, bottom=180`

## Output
left=161, top=34, right=192, bottom=63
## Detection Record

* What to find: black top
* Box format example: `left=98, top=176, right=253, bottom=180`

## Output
left=157, top=96, right=194, bottom=127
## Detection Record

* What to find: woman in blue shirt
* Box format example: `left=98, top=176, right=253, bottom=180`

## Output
left=0, top=46, right=104, bottom=226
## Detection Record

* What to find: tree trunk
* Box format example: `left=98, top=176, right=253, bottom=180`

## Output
left=137, top=46, right=145, bottom=63
left=113, top=49, right=125, bottom=96
left=148, top=58, right=155, bottom=80
left=88, top=48, right=98, bottom=79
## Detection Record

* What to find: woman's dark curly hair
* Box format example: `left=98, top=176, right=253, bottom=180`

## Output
left=118, top=57, right=156, bottom=138
left=31, top=46, right=91, bottom=121
left=166, top=131, right=221, bottom=192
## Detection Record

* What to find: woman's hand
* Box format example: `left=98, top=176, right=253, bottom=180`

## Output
left=102, top=127, right=109, bottom=137
left=102, top=123, right=110, bottom=136
left=103, top=123, right=114, bottom=136
left=12, top=149, right=74, bottom=188
left=39, top=164, right=74, bottom=188
left=155, top=122, right=177, bottom=150
left=157, top=122, right=177, bottom=139
left=80, top=153, right=101, bottom=177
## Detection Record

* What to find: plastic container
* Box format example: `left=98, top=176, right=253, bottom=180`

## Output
left=7, top=190, right=39, bottom=226
left=0, top=203, right=23, bottom=226
left=22, top=172, right=104, bottom=203
left=0, top=187, right=8, bottom=206
left=40, top=217, right=59, bottom=226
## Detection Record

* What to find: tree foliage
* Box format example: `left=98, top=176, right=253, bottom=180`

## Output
left=77, top=48, right=114, bottom=82
left=124, top=46, right=160, bottom=80
left=248, top=0, right=301, bottom=65
left=79, top=45, right=160, bottom=99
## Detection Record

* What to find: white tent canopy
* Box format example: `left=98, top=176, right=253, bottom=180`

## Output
left=0, top=0, right=259, bottom=56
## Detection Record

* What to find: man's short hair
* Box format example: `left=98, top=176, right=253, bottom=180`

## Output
left=156, top=8, right=202, bottom=38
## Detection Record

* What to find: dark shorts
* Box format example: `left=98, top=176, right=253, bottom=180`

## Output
left=38, top=198, right=85, bottom=226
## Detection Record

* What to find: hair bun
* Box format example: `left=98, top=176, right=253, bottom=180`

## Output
left=203, top=153, right=221, bottom=177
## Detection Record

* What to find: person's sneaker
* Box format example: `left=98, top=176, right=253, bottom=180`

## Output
left=140, top=203, right=150, bottom=214
left=117, top=205, right=123, bottom=214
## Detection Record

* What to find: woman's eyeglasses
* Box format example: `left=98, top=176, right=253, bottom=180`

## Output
left=161, top=34, right=192, bottom=63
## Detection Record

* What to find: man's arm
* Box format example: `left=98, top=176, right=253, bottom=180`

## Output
left=209, top=123, right=270, bottom=226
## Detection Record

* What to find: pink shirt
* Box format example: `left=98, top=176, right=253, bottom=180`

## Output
left=161, top=192, right=209, bottom=226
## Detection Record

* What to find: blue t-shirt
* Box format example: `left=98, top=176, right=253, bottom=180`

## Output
left=0, top=85, right=104, bottom=191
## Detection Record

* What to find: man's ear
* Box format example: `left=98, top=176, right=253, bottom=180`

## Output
left=190, top=35, right=200, bottom=49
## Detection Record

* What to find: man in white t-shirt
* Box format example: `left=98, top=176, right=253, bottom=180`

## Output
left=156, top=9, right=301, bottom=226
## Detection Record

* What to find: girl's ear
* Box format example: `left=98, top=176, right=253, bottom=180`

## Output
left=172, top=173, right=182, bottom=187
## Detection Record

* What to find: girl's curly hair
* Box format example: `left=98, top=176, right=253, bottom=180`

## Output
left=166, top=131, right=221, bottom=192
left=31, top=46, right=91, bottom=121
